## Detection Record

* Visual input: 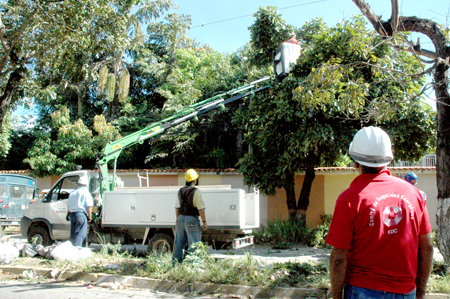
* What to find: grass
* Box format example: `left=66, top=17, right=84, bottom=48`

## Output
left=3, top=242, right=330, bottom=290
left=2, top=219, right=450, bottom=295
left=3, top=241, right=450, bottom=294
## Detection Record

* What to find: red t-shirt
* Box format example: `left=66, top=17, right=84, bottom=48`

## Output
left=326, top=169, right=432, bottom=294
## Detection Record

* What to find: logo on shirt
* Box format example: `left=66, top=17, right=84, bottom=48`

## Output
left=382, top=205, right=402, bottom=227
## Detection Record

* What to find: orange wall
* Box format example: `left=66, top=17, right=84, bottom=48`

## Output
left=267, top=174, right=325, bottom=228
left=148, top=175, right=177, bottom=186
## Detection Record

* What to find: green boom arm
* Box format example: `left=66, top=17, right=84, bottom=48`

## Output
left=96, top=76, right=272, bottom=193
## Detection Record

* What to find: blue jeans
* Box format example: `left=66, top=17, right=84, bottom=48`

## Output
left=172, top=215, right=202, bottom=263
left=344, top=284, right=416, bottom=299
left=69, top=212, right=88, bottom=247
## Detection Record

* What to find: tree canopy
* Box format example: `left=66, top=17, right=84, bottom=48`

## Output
left=234, top=13, right=435, bottom=220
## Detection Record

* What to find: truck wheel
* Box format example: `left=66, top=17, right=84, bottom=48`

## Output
left=28, top=226, right=52, bottom=246
left=148, top=233, right=174, bottom=255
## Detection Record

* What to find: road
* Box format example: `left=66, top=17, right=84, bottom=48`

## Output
left=0, top=280, right=216, bottom=299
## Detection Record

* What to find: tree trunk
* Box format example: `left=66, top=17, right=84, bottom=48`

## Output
left=284, top=183, right=297, bottom=219
left=296, top=152, right=317, bottom=224
left=435, top=60, right=450, bottom=265
left=0, top=66, right=26, bottom=130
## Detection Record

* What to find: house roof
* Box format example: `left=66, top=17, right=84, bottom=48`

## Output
left=0, top=166, right=436, bottom=176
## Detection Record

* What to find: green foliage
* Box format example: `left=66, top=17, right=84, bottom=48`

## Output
left=0, top=111, right=13, bottom=157
left=272, top=261, right=329, bottom=288
left=253, top=218, right=331, bottom=249
left=235, top=15, right=435, bottom=213
left=0, top=0, right=180, bottom=172
left=24, top=107, right=120, bottom=177
left=429, top=260, right=450, bottom=294
left=248, top=6, right=294, bottom=67
left=307, top=214, right=332, bottom=249
left=144, top=46, right=258, bottom=169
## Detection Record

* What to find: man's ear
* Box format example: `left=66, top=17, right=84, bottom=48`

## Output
left=354, top=161, right=359, bottom=168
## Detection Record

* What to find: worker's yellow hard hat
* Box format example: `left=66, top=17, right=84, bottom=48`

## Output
left=185, top=169, right=199, bottom=182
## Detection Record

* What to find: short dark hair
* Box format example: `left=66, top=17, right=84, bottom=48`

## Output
left=359, top=164, right=386, bottom=174
left=185, top=180, right=196, bottom=186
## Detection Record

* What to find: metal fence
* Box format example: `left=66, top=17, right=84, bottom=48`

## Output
left=348, top=154, right=436, bottom=168
left=390, top=154, right=436, bottom=167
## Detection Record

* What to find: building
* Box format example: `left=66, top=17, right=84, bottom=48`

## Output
left=4, top=155, right=437, bottom=229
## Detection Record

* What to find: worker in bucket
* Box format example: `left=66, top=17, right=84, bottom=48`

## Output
left=326, top=126, right=433, bottom=299
left=173, top=169, right=207, bottom=263
left=67, top=176, right=93, bottom=247
left=285, top=32, right=299, bottom=44
left=405, top=172, right=427, bottom=201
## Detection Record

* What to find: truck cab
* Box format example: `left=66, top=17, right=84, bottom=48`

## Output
left=20, top=170, right=100, bottom=245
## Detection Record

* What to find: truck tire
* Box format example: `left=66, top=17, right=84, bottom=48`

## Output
left=28, top=225, right=53, bottom=246
left=148, top=233, right=174, bottom=255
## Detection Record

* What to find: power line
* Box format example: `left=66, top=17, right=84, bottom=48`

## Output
left=191, top=0, right=327, bottom=29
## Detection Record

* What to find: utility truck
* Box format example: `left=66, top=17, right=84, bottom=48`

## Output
left=20, top=42, right=301, bottom=253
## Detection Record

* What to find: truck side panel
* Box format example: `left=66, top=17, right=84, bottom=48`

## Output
left=102, top=188, right=259, bottom=229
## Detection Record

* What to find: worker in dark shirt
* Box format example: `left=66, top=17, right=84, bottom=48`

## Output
left=172, top=169, right=207, bottom=263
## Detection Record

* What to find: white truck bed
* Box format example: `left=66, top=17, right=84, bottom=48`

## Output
left=101, top=186, right=259, bottom=229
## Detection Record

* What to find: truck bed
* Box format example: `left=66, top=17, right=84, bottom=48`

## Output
left=101, top=186, right=259, bottom=230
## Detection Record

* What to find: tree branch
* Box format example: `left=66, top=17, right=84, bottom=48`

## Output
left=0, top=13, right=10, bottom=54
left=353, top=0, right=449, bottom=58
left=10, top=7, right=40, bottom=58
left=390, top=0, right=399, bottom=32
left=352, top=0, right=392, bottom=36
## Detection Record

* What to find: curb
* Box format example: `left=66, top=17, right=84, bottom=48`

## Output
left=1, top=265, right=449, bottom=299
left=0, top=265, right=328, bottom=298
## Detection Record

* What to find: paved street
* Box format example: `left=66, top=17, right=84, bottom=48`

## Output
left=0, top=280, right=216, bottom=299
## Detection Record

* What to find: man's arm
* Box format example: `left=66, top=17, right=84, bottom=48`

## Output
left=416, top=233, right=434, bottom=299
left=86, top=206, right=93, bottom=222
left=199, top=209, right=207, bottom=231
left=329, top=246, right=348, bottom=299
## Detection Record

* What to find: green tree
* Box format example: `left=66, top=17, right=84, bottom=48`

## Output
left=144, top=46, right=262, bottom=169
left=18, top=0, right=180, bottom=174
left=248, top=6, right=295, bottom=67
left=235, top=15, right=435, bottom=221
left=24, top=107, right=120, bottom=177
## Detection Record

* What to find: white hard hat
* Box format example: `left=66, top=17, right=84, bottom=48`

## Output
left=78, top=176, right=89, bottom=186
left=349, top=126, right=393, bottom=167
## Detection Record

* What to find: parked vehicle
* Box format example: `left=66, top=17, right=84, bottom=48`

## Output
left=20, top=170, right=259, bottom=253
left=0, top=174, right=38, bottom=226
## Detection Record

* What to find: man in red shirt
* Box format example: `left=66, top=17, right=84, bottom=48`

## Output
left=326, top=126, right=433, bottom=299
left=285, top=33, right=299, bottom=44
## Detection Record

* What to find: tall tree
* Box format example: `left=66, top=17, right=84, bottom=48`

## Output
left=352, top=0, right=450, bottom=267
left=237, top=13, right=435, bottom=222
left=144, top=45, right=263, bottom=169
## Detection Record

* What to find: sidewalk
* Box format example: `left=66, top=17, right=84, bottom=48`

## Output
left=0, top=241, right=448, bottom=298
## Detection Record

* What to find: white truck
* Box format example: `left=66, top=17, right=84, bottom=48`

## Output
left=20, top=170, right=259, bottom=253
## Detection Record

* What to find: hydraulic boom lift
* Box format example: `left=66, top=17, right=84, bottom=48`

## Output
left=96, top=39, right=302, bottom=193
left=96, top=76, right=272, bottom=193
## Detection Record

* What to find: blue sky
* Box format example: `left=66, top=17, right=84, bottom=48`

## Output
left=172, top=0, right=450, bottom=53
left=13, top=0, right=448, bottom=119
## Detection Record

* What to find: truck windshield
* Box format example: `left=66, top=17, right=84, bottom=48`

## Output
left=45, top=175, right=79, bottom=202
